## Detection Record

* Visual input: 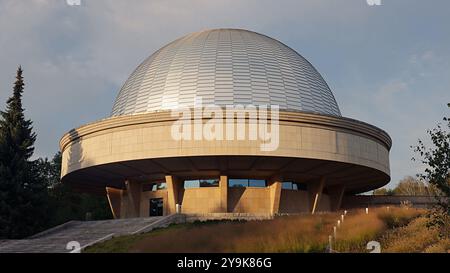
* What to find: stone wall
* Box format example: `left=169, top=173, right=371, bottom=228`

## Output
left=179, top=188, right=223, bottom=213
left=228, top=187, right=271, bottom=213
left=342, top=195, right=442, bottom=209
left=279, top=190, right=310, bottom=213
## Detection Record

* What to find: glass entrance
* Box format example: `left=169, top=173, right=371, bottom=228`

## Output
left=149, top=198, right=163, bottom=216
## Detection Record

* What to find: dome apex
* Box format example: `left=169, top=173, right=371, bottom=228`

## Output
left=111, top=29, right=341, bottom=117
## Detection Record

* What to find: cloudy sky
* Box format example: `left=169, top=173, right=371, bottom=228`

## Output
left=0, top=0, right=449, bottom=189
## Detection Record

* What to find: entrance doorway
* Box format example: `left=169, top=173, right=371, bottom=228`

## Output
left=149, top=198, right=163, bottom=216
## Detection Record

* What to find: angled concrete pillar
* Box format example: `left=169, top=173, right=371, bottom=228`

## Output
left=106, top=187, right=123, bottom=219
left=308, top=177, right=326, bottom=214
left=166, top=175, right=180, bottom=215
left=269, top=175, right=283, bottom=215
left=120, top=189, right=128, bottom=218
left=219, top=175, right=228, bottom=212
left=125, top=180, right=141, bottom=218
left=328, top=184, right=346, bottom=211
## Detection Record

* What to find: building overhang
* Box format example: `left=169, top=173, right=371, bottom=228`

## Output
left=60, top=110, right=391, bottom=195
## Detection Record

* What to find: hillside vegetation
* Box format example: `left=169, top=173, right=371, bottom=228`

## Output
left=85, top=207, right=449, bottom=253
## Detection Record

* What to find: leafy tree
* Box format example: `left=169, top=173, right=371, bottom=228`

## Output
left=0, top=67, right=49, bottom=239
left=373, top=176, right=439, bottom=196
left=393, top=176, right=437, bottom=196
left=412, top=103, right=450, bottom=238
left=412, top=104, right=450, bottom=213
left=37, top=152, right=112, bottom=226
left=372, top=188, right=395, bottom=196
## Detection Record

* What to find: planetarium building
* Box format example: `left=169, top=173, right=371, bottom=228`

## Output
left=60, top=29, right=391, bottom=219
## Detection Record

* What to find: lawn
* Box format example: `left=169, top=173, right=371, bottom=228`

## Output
left=84, top=207, right=449, bottom=253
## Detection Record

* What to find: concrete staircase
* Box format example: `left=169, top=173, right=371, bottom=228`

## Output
left=0, top=214, right=185, bottom=253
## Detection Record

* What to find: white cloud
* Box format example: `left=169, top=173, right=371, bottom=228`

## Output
left=374, top=80, right=408, bottom=105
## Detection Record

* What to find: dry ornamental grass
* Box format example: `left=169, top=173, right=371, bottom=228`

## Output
left=85, top=207, right=446, bottom=253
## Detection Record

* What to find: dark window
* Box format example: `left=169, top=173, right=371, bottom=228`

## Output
left=229, top=179, right=248, bottom=188
left=149, top=198, right=163, bottom=216
left=199, top=179, right=219, bottom=187
left=229, top=179, right=266, bottom=188
left=282, top=182, right=293, bottom=190
left=281, top=181, right=308, bottom=191
left=184, top=179, right=219, bottom=188
left=157, top=182, right=167, bottom=190
left=249, top=179, right=266, bottom=187
left=296, top=183, right=307, bottom=191
left=143, top=182, right=166, bottom=192
left=184, top=180, right=200, bottom=188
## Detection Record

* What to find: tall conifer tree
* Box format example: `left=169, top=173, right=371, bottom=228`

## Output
left=0, top=67, right=47, bottom=239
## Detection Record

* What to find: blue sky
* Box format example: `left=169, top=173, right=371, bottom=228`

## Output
left=0, top=0, right=449, bottom=190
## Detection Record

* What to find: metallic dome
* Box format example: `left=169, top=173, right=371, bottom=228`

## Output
left=111, top=29, right=341, bottom=117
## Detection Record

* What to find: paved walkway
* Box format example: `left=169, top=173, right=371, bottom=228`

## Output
left=0, top=217, right=164, bottom=253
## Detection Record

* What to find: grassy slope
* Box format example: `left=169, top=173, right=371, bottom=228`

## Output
left=85, top=208, right=448, bottom=253
left=380, top=216, right=450, bottom=253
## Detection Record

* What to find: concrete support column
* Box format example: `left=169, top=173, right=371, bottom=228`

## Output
left=120, top=189, right=127, bottom=218
left=125, top=180, right=141, bottom=218
left=328, top=184, right=346, bottom=211
left=219, top=175, right=228, bottom=212
left=166, top=175, right=180, bottom=215
left=106, top=187, right=123, bottom=219
left=308, top=177, right=326, bottom=214
left=269, top=176, right=283, bottom=215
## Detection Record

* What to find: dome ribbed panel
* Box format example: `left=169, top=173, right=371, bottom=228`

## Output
left=111, top=29, right=341, bottom=117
